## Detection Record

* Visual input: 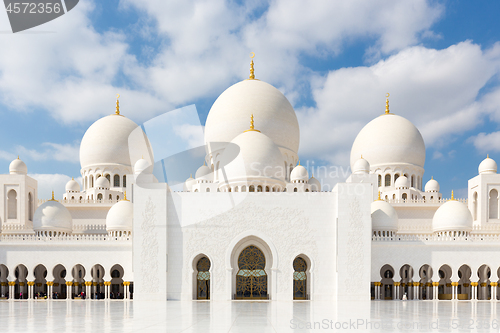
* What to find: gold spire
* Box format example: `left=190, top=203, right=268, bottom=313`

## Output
left=49, top=191, right=57, bottom=201
left=115, top=94, right=120, bottom=115
left=385, top=93, right=390, bottom=115
left=377, top=191, right=382, bottom=201
left=243, top=114, right=260, bottom=132
left=249, top=52, right=255, bottom=79
left=123, top=191, right=129, bottom=201
left=450, top=190, right=455, bottom=201
left=487, top=154, right=490, bottom=158
left=298, top=160, right=301, bottom=166
left=17, top=155, right=19, bottom=159
left=431, top=176, right=433, bottom=180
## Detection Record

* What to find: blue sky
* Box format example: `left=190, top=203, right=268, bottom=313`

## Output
left=1, top=0, right=500, bottom=198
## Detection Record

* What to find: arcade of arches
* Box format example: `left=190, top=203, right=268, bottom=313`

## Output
left=193, top=245, right=311, bottom=301
left=0, top=263, right=131, bottom=300
left=374, top=264, right=500, bottom=301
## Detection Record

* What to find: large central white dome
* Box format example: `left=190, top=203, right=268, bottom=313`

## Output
left=80, top=114, right=146, bottom=169
left=350, top=114, right=425, bottom=170
left=204, top=80, right=300, bottom=156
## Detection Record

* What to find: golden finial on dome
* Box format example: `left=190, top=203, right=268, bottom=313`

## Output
left=123, top=191, right=128, bottom=201
left=385, top=93, right=390, bottom=115
left=17, top=155, right=19, bottom=159
left=431, top=176, right=433, bottom=180
left=249, top=52, right=255, bottom=80
left=450, top=190, right=455, bottom=201
left=115, top=94, right=120, bottom=115
left=487, top=154, right=490, bottom=158
left=244, top=114, right=261, bottom=133
left=49, top=191, right=57, bottom=201
left=377, top=191, right=382, bottom=201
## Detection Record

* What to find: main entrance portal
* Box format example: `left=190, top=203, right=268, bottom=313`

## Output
left=235, top=245, right=268, bottom=299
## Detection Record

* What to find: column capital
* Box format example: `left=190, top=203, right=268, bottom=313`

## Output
left=46, top=281, right=54, bottom=286
left=491, top=282, right=498, bottom=287
left=393, top=282, right=400, bottom=286
left=451, top=282, right=459, bottom=287
left=7, top=281, right=15, bottom=286
left=123, top=281, right=131, bottom=286
left=65, top=281, right=73, bottom=286
left=413, top=282, right=420, bottom=287
left=471, top=282, right=478, bottom=287
left=480, top=283, right=487, bottom=287
left=84, top=281, right=92, bottom=286
left=426, top=283, right=432, bottom=287
left=432, top=282, right=439, bottom=287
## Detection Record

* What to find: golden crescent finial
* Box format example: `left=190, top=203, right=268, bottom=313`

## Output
left=386, top=93, right=390, bottom=98
left=249, top=53, right=256, bottom=80
left=250, top=52, right=255, bottom=59
left=385, top=93, right=390, bottom=115
left=115, top=94, right=120, bottom=115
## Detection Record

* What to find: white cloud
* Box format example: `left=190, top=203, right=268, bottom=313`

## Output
left=297, top=41, right=500, bottom=166
left=468, top=131, right=500, bottom=153
left=16, top=142, right=80, bottom=163
left=29, top=174, right=81, bottom=200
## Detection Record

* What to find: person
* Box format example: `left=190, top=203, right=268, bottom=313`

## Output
left=402, top=292, right=407, bottom=301
left=20, top=292, right=22, bottom=299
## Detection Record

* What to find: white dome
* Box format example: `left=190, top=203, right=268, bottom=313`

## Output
left=205, top=80, right=299, bottom=156
left=134, top=158, right=153, bottom=175
left=425, top=178, right=440, bottom=192
left=371, top=200, right=398, bottom=232
left=65, top=178, right=80, bottom=192
left=290, top=164, right=308, bottom=182
left=352, top=157, right=370, bottom=174
left=106, top=200, right=133, bottom=232
left=184, top=175, right=196, bottom=192
left=9, top=157, right=27, bottom=175
left=220, top=130, right=285, bottom=186
left=350, top=114, right=425, bottom=170
left=80, top=114, right=150, bottom=169
left=432, top=199, right=472, bottom=233
left=33, top=200, right=72, bottom=233
left=95, top=176, right=110, bottom=189
left=195, top=164, right=213, bottom=182
left=478, top=156, right=497, bottom=174
left=308, top=176, right=321, bottom=192
left=394, top=176, right=409, bottom=189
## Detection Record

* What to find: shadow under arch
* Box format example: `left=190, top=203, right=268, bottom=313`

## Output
left=226, top=231, right=278, bottom=300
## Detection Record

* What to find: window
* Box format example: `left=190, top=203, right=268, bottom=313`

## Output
left=402, top=193, right=407, bottom=200
left=123, top=175, right=126, bottom=187
left=473, top=192, right=478, bottom=220
left=411, top=175, right=415, bottom=188
left=90, top=175, right=94, bottom=188
left=249, top=185, right=255, bottom=192
left=113, top=175, right=120, bottom=187
left=7, top=189, right=17, bottom=219
left=97, top=193, right=103, bottom=200
left=385, top=174, right=391, bottom=187
left=28, top=192, right=33, bottom=221
left=378, top=175, right=381, bottom=187
left=489, top=189, right=498, bottom=219
left=105, top=174, right=110, bottom=182
left=394, top=174, right=400, bottom=182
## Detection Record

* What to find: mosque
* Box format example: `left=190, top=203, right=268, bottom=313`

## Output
left=0, top=57, right=498, bottom=303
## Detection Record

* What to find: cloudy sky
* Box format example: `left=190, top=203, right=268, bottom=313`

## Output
left=0, top=0, right=499, bottom=198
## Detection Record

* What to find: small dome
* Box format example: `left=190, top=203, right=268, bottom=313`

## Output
left=371, top=200, right=398, bottom=232
left=432, top=199, right=472, bottom=233
left=352, top=157, right=370, bottom=174
left=350, top=114, right=425, bottom=170
left=106, top=199, right=133, bottom=232
left=425, top=178, right=440, bottom=192
left=33, top=200, right=72, bottom=233
left=478, top=156, right=497, bottom=174
left=308, top=176, right=321, bottom=192
left=220, top=130, right=285, bottom=187
left=95, top=176, right=110, bottom=190
left=394, top=176, right=409, bottom=189
left=80, top=114, right=152, bottom=170
left=65, top=178, right=80, bottom=192
left=183, top=175, right=196, bottom=192
left=134, top=158, right=153, bottom=175
left=290, top=164, right=308, bottom=182
left=195, top=164, right=213, bottom=182
left=9, top=157, right=27, bottom=175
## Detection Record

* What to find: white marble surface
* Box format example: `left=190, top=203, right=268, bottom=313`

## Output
left=1, top=300, right=500, bottom=332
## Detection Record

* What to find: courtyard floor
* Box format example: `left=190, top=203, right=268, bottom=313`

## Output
left=1, top=299, right=500, bottom=332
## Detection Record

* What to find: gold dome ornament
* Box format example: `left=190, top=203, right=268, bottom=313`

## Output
left=243, top=114, right=261, bottom=133
left=114, top=94, right=123, bottom=116
left=384, top=93, right=392, bottom=115
left=249, top=52, right=256, bottom=80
